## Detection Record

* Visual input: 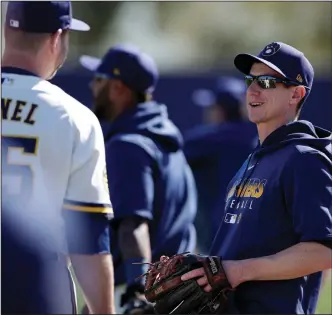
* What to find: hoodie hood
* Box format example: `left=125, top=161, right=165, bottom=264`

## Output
left=104, top=101, right=183, bottom=152
left=245, top=120, right=332, bottom=178
left=227, top=120, right=332, bottom=219
left=256, top=120, right=332, bottom=159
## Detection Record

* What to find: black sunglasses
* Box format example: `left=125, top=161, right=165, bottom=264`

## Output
left=244, top=75, right=300, bottom=89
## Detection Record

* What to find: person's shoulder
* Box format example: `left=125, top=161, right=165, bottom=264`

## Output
left=287, top=121, right=331, bottom=161
left=287, top=143, right=332, bottom=172
left=41, top=81, right=100, bottom=130
left=45, top=82, right=95, bottom=116
left=107, top=134, right=157, bottom=160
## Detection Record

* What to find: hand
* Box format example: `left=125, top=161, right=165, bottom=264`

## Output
left=158, top=254, right=213, bottom=292
left=181, top=260, right=243, bottom=290
left=144, top=253, right=233, bottom=314
left=181, top=267, right=212, bottom=292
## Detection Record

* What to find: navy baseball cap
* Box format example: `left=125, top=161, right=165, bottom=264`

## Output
left=80, top=44, right=159, bottom=95
left=193, top=77, right=245, bottom=108
left=234, top=42, right=314, bottom=90
left=5, top=1, right=90, bottom=33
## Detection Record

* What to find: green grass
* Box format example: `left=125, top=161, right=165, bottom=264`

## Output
left=316, top=272, right=332, bottom=314
left=70, top=268, right=85, bottom=313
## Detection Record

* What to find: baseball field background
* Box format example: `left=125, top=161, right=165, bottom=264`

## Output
left=1, top=2, right=330, bottom=313
left=43, top=2, right=332, bottom=313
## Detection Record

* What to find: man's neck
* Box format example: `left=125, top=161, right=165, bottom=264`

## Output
left=257, top=119, right=292, bottom=144
left=2, top=51, right=47, bottom=79
left=112, top=99, right=137, bottom=121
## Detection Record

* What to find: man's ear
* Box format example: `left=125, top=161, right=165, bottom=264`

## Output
left=290, top=85, right=306, bottom=106
left=49, top=29, right=62, bottom=54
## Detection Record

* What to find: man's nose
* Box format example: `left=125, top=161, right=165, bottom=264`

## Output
left=247, top=81, right=261, bottom=95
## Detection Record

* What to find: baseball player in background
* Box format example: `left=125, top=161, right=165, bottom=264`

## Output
left=181, top=42, right=332, bottom=314
left=2, top=2, right=115, bottom=314
left=79, top=44, right=197, bottom=314
left=184, top=77, right=257, bottom=254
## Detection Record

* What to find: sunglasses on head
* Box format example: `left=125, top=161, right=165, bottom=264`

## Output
left=244, top=75, right=300, bottom=89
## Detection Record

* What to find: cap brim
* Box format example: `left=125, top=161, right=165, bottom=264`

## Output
left=70, top=18, right=90, bottom=31
left=79, top=55, right=101, bottom=71
left=234, top=54, right=286, bottom=78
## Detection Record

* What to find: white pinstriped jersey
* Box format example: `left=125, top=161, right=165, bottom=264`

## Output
left=1, top=70, right=112, bottom=252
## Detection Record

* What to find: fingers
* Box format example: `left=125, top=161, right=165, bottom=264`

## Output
left=204, top=284, right=212, bottom=292
left=181, top=267, right=205, bottom=281
left=195, top=276, right=212, bottom=292
left=196, top=276, right=208, bottom=286
left=181, top=269, right=212, bottom=292
left=181, top=268, right=212, bottom=292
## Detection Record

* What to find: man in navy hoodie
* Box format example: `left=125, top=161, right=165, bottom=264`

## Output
left=181, top=42, right=332, bottom=314
left=184, top=77, right=257, bottom=254
left=80, top=44, right=197, bottom=313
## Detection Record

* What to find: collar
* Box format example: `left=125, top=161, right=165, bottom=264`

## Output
left=2, top=66, right=39, bottom=77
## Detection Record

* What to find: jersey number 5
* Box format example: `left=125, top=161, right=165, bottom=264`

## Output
left=2, top=135, right=38, bottom=202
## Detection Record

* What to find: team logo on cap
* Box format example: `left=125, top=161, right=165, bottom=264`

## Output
left=296, top=74, right=303, bottom=83
left=261, top=42, right=281, bottom=57
left=113, top=68, right=120, bottom=75
left=9, top=19, right=19, bottom=28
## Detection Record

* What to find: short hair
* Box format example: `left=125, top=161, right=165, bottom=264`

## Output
left=4, top=25, right=50, bottom=53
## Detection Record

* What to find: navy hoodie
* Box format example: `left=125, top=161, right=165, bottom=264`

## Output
left=211, top=120, right=332, bottom=314
left=184, top=121, right=257, bottom=252
left=104, top=101, right=197, bottom=286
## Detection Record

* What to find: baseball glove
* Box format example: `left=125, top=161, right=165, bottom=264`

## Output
left=139, top=253, right=233, bottom=314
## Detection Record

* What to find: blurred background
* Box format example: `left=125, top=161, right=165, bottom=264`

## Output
left=1, top=1, right=331, bottom=313
left=2, top=1, right=331, bottom=131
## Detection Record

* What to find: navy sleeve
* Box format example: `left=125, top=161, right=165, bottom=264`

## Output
left=283, top=152, right=332, bottom=243
left=106, top=140, right=155, bottom=224
left=63, top=211, right=112, bottom=254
